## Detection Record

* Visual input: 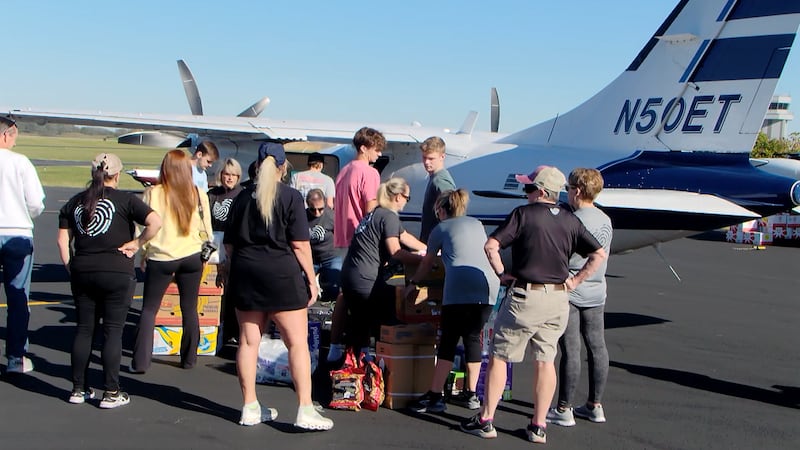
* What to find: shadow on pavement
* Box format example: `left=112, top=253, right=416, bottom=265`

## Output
left=611, top=360, right=800, bottom=409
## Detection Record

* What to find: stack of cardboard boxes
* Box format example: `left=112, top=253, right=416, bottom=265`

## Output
left=376, top=323, right=437, bottom=409
left=152, top=264, right=223, bottom=356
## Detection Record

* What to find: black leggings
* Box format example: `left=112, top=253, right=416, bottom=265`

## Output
left=70, top=271, right=135, bottom=392
left=438, top=304, right=493, bottom=362
left=341, top=280, right=395, bottom=350
left=133, top=253, right=203, bottom=371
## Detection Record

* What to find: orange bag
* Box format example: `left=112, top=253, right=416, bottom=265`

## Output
left=329, top=350, right=364, bottom=410
left=360, top=355, right=385, bottom=411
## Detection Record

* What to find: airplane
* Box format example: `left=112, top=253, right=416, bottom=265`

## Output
left=4, top=0, right=800, bottom=254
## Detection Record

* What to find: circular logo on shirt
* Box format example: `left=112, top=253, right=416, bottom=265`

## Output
left=212, top=198, right=234, bottom=222
left=309, top=224, right=327, bottom=243
left=595, top=224, right=613, bottom=248
left=74, top=199, right=116, bottom=236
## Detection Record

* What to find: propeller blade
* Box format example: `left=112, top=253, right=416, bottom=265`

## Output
left=177, top=60, right=203, bottom=116
left=490, top=87, right=500, bottom=133
left=238, top=97, right=271, bottom=117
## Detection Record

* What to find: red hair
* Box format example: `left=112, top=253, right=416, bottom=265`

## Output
left=158, top=150, right=197, bottom=236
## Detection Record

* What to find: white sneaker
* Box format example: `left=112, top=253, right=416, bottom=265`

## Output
left=294, top=406, right=334, bottom=431
left=99, top=391, right=130, bottom=409
left=239, top=403, right=278, bottom=426
left=546, top=407, right=576, bottom=426
left=6, top=356, right=34, bottom=374
left=69, top=388, right=97, bottom=404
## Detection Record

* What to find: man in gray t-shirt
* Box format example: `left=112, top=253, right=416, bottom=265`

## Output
left=419, top=136, right=456, bottom=242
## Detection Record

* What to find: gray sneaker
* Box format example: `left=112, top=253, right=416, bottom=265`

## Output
left=546, top=406, right=576, bottom=426
left=574, top=404, right=606, bottom=423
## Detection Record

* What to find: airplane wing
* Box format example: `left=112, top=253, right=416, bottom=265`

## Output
left=3, top=108, right=430, bottom=145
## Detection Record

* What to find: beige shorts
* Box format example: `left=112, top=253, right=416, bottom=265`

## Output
left=490, top=284, right=569, bottom=363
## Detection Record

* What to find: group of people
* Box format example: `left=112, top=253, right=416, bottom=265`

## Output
left=1, top=115, right=614, bottom=444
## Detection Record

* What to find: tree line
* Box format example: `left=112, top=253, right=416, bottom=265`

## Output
left=16, top=122, right=127, bottom=137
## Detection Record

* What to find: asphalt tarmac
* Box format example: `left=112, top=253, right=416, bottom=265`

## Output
left=1, top=187, right=798, bottom=449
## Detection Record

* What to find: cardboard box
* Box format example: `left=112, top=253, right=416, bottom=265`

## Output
left=164, top=283, right=223, bottom=296
left=376, top=342, right=436, bottom=409
left=395, top=286, right=442, bottom=323
left=201, top=264, right=219, bottom=286
left=155, top=293, right=222, bottom=326
left=380, top=323, right=437, bottom=345
left=152, top=325, right=220, bottom=356
left=404, top=256, right=445, bottom=287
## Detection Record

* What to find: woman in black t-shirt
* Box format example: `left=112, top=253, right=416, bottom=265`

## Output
left=339, top=177, right=425, bottom=357
left=222, top=143, right=333, bottom=430
left=207, top=157, right=243, bottom=341
left=57, top=153, right=161, bottom=409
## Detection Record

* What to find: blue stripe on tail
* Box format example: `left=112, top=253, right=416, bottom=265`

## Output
left=728, top=0, right=800, bottom=20
left=690, top=34, right=795, bottom=82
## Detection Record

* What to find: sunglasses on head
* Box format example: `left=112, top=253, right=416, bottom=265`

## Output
left=1, top=116, right=16, bottom=133
left=523, top=184, right=539, bottom=193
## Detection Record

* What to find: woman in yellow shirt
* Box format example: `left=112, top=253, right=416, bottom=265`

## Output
left=132, top=149, right=213, bottom=373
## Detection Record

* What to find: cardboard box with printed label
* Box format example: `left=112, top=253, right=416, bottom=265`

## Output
left=376, top=342, right=436, bottom=409
left=152, top=325, right=220, bottom=356
left=395, top=286, right=442, bottom=323
left=202, top=264, right=219, bottom=286
left=380, top=323, right=437, bottom=345
left=155, top=291, right=222, bottom=326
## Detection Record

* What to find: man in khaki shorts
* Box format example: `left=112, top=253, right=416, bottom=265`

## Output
left=459, top=166, right=606, bottom=444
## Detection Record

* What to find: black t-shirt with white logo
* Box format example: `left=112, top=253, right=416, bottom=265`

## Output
left=207, top=185, right=243, bottom=232
left=491, top=202, right=601, bottom=284
left=307, top=207, right=336, bottom=262
left=59, top=187, right=153, bottom=274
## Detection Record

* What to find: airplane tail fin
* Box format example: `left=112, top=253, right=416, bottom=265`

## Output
left=503, top=0, right=800, bottom=153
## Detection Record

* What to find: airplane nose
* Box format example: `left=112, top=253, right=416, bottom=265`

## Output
left=791, top=181, right=800, bottom=206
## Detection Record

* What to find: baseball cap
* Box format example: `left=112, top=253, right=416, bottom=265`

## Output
left=515, top=165, right=567, bottom=193
left=307, top=152, right=324, bottom=165
left=257, top=142, right=286, bottom=166
left=92, top=153, right=123, bottom=176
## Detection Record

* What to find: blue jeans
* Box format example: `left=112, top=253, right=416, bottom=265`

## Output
left=314, top=255, right=342, bottom=302
left=0, top=236, right=34, bottom=358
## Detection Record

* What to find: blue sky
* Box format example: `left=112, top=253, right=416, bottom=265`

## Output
left=4, top=1, right=800, bottom=133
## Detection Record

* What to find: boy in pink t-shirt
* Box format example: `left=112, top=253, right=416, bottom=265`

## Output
left=333, top=127, right=384, bottom=249
left=328, top=126, right=385, bottom=362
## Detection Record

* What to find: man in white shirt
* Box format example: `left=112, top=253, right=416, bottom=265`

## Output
left=0, top=116, right=45, bottom=374
left=290, top=152, right=335, bottom=209
left=191, top=141, right=219, bottom=191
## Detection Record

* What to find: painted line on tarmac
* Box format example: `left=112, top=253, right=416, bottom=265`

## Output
left=1, top=295, right=143, bottom=308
